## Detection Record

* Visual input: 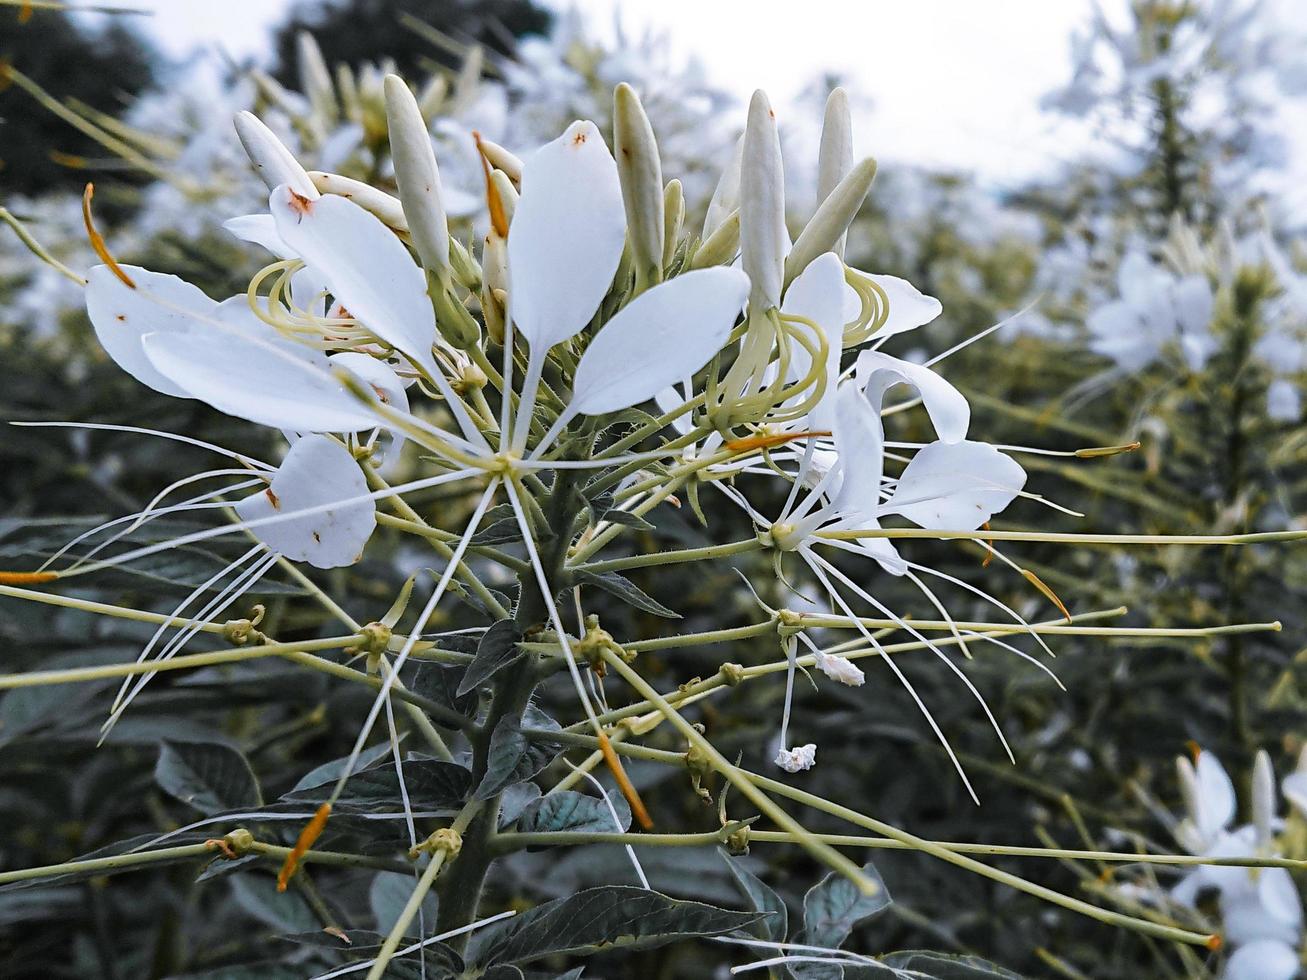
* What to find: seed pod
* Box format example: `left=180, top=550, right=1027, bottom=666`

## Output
left=297, top=31, right=338, bottom=127
left=384, top=74, right=451, bottom=281
left=817, top=87, right=853, bottom=257
left=233, top=111, right=318, bottom=199
left=308, top=171, right=407, bottom=231
left=663, top=178, right=684, bottom=270
left=739, top=90, right=785, bottom=311
left=785, top=157, right=876, bottom=288
left=614, top=83, right=665, bottom=292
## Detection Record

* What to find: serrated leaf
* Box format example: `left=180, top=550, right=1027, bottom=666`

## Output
left=458, top=619, right=525, bottom=695
left=409, top=662, right=478, bottom=717
left=469, top=885, right=765, bottom=966
left=475, top=703, right=562, bottom=801
left=285, top=758, right=473, bottom=813
left=370, top=871, right=438, bottom=935
left=794, top=862, right=890, bottom=974
left=472, top=517, right=525, bottom=546
left=499, top=780, right=544, bottom=828
left=599, top=508, right=656, bottom=531
left=572, top=569, right=680, bottom=618
left=516, top=790, right=631, bottom=837
left=720, top=850, right=787, bottom=944
left=155, top=740, right=262, bottom=815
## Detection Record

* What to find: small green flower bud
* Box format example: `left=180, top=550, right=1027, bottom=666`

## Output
left=691, top=209, right=740, bottom=270
left=296, top=31, right=338, bottom=127
left=703, top=135, right=743, bottom=237
left=233, top=111, right=318, bottom=199
left=614, top=83, right=665, bottom=293
left=740, top=90, right=786, bottom=311
left=433, top=280, right=481, bottom=350
left=336, top=63, right=361, bottom=121
left=385, top=74, right=452, bottom=283
left=785, top=157, right=876, bottom=288
left=663, top=178, right=684, bottom=271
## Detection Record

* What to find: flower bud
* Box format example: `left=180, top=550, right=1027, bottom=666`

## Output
left=784, top=157, right=876, bottom=287
left=691, top=209, right=740, bottom=269
left=336, top=63, right=361, bottom=121
left=663, top=178, right=684, bottom=270
left=417, top=74, right=448, bottom=120
left=1253, top=749, right=1275, bottom=846
left=308, top=171, right=407, bottom=230
left=740, top=90, right=786, bottom=311
left=490, top=168, right=518, bottom=225
left=384, top=74, right=451, bottom=281
left=476, top=135, right=523, bottom=186
left=296, top=31, right=338, bottom=127
left=703, top=135, right=742, bottom=237
left=817, top=87, right=853, bottom=257
left=614, top=82, right=665, bottom=292
left=233, top=111, right=318, bottom=199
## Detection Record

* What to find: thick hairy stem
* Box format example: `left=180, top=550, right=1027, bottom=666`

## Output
left=435, top=466, right=582, bottom=942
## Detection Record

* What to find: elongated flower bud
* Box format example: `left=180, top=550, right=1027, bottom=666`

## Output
left=476, top=136, right=523, bottom=186
left=817, top=87, right=853, bottom=257
left=614, top=83, right=665, bottom=292
left=691, top=209, right=740, bottom=269
left=297, top=31, right=338, bottom=127
left=308, top=171, right=407, bottom=231
left=663, top=178, right=684, bottom=270
left=416, top=74, right=448, bottom=120
left=233, top=111, right=318, bottom=199
left=335, top=63, right=361, bottom=121
left=384, top=74, right=451, bottom=281
left=740, top=90, right=785, bottom=311
left=785, top=157, right=876, bottom=287
left=1253, top=749, right=1275, bottom=846
left=490, top=168, right=518, bottom=225
left=703, top=135, right=743, bottom=237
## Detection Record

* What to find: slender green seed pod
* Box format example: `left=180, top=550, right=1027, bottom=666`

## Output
left=614, top=83, right=665, bottom=293
left=384, top=74, right=451, bottom=281
left=784, top=157, right=876, bottom=288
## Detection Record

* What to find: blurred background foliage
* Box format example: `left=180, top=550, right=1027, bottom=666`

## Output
left=2, top=0, right=1307, bottom=978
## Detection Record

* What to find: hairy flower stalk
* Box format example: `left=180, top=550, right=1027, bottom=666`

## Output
left=4, top=61, right=1303, bottom=978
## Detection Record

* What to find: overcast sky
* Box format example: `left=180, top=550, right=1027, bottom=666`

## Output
left=91, top=0, right=1307, bottom=205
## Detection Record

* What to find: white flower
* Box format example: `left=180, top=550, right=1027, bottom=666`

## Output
left=774, top=744, right=817, bottom=773
left=1087, top=251, right=1215, bottom=372
left=812, top=652, right=865, bottom=687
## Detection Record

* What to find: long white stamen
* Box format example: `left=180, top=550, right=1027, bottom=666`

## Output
left=12, top=421, right=275, bottom=469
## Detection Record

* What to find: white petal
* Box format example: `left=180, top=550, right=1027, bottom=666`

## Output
left=1172, top=274, right=1213, bottom=336
left=328, top=352, right=410, bottom=416
left=234, top=435, right=375, bottom=568
left=142, top=324, right=380, bottom=433
left=569, top=268, right=749, bottom=416
left=774, top=743, right=817, bottom=773
left=1283, top=769, right=1307, bottom=817
left=868, top=273, right=943, bottom=338
left=1118, top=251, right=1165, bottom=306
left=1223, top=940, right=1300, bottom=980
left=270, top=185, right=437, bottom=373
left=855, top=350, right=970, bottom=443
left=781, top=252, right=845, bottom=428
left=507, top=120, right=626, bottom=352
left=886, top=441, right=1026, bottom=530
left=832, top=383, right=885, bottom=516
left=1196, top=749, right=1237, bottom=839
left=1258, top=867, right=1304, bottom=928
left=1087, top=300, right=1159, bottom=371
left=85, top=264, right=217, bottom=398
left=223, top=214, right=294, bottom=259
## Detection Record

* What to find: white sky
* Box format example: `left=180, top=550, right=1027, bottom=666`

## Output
left=88, top=0, right=1306, bottom=200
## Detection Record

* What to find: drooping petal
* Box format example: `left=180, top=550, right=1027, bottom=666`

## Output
left=781, top=252, right=845, bottom=428
left=868, top=273, right=942, bottom=339
left=223, top=214, right=294, bottom=259
left=1195, top=749, right=1237, bottom=840
left=269, top=184, right=437, bottom=373
left=886, top=440, right=1026, bottom=530
left=855, top=350, right=970, bottom=443
left=234, top=435, right=375, bottom=568
left=568, top=267, right=749, bottom=416
left=507, top=120, right=626, bottom=352
left=831, top=383, right=885, bottom=516
left=85, top=264, right=217, bottom=398
left=142, top=322, right=381, bottom=433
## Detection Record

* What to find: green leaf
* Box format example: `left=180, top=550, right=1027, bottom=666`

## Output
left=598, top=508, right=656, bottom=531
left=409, top=662, right=478, bottom=717
left=155, top=740, right=262, bottom=815
left=229, top=873, right=316, bottom=935
left=878, top=951, right=1024, bottom=979
left=572, top=569, right=681, bottom=618
left=791, top=862, right=890, bottom=979
left=458, top=619, right=525, bottom=695
left=285, top=758, right=472, bottom=813
left=720, top=849, right=787, bottom=944
left=516, top=790, right=631, bottom=838
left=290, top=741, right=393, bottom=792
left=470, top=885, right=765, bottom=966
left=369, top=871, right=437, bottom=935
left=475, top=704, right=562, bottom=801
